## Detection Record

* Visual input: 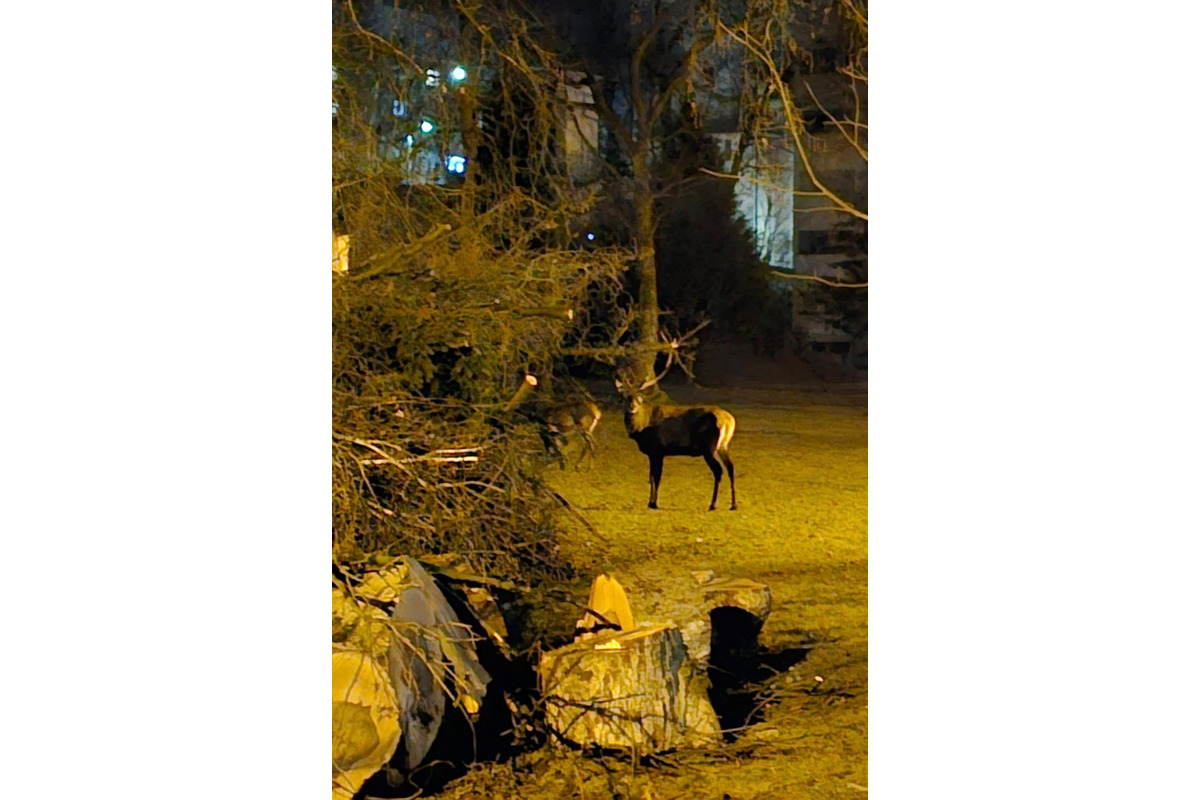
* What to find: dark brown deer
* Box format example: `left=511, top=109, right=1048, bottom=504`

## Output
left=615, top=373, right=737, bottom=511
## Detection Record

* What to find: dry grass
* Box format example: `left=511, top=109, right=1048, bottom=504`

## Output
left=526, top=387, right=869, bottom=799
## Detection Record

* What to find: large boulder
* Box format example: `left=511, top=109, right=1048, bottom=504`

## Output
left=384, top=557, right=491, bottom=769
left=332, top=555, right=492, bottom=790
left=332, top=649, right=401, bottom=800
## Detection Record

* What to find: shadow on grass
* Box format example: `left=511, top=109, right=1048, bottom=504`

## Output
left=707, top=607, right=813, bottom=738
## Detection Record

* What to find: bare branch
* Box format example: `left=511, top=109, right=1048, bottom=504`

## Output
left=771, top=269, right=867, bottom=289
left=630, top=6, right=677, bottom=131
left=715, top=16, right=868, bottom=222
left=646, top=32, right=716, bottom=132
left=699, top=167, right=834, bottom=198
left=803, top=81, right=868, bottom=162
left=588, top=75, right=638, bottom=157
left=840, top=0, right=868, bottom=30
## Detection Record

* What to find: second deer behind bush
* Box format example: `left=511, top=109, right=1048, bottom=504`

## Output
left=545, top=398, right=602, bottom=468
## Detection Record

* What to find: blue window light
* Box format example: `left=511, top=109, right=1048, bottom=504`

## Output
left=446, top=155, right=467, bottom=174
left=449, top=65, right=468, bottom=82
left=419, top=119, right=435, bottom=134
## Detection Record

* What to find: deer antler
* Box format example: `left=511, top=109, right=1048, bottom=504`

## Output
left=636, top=318, right=713, bottom=391
left=638, top=340, right=677, bottom=392
left=616, top=318, right=712, bottom=395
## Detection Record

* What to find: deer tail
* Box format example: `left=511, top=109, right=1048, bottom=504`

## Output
left=714, top=409, right=736, bottom=451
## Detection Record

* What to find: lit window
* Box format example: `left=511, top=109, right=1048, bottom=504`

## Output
left=449, top=65, right=468, bottom=82
left=446, top=155, right=467, bottom=174
left=419, top=119, right=435, bottom=134
left=392, top=99, right=407, bottom=117
left=425, top=69, right=440, bottom=87
left=404, top=134, right=415, bottom=147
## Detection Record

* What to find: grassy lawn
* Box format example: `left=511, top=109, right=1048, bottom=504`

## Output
left=532, top=389, right=869, bottom=799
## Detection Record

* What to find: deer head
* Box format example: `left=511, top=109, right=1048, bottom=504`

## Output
left=614, top=347, right=676, bottom=405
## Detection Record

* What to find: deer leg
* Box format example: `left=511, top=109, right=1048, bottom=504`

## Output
left=703, top=452, right=723, bottom=511
left=578, top=430, right=596, bottom=470
left=648, top=455, right=663, bottom=509
left=543, top=429, right=567, bottom=471
left=571, top=433, right=585, bottom=470
left=719, top=449, right=736, bottom=510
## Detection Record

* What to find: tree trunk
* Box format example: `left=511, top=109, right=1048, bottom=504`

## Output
left=539, top=623, right=721, bottom=753
left=631, top=145, right=659, bottom=388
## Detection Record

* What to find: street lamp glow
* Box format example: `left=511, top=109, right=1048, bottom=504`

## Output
left=419, top=119, right=435, bottom=134
left=586, top=232, right=596, bottom=241
left=449, top=65, right=468, bottom=82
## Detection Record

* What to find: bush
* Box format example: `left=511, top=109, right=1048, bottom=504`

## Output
left=333, top=4, right=630, bottom=586
left=655, top=172, right=790, bottom=354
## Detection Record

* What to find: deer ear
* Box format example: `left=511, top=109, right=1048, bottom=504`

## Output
left=614, top=379, right=624, bottom=392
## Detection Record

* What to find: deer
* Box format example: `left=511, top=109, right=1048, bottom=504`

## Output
left=544, top=397, right=603, bottom=469
left=615, top=366, right=737, bottom=511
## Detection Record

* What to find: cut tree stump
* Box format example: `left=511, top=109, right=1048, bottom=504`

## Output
left=700, top=577, right=772, bottom=625
left=574, top=572, right=636, bottom=636
left=632, top=573, right=772, bottom=665
left=539, top=623, right=721, bottom=752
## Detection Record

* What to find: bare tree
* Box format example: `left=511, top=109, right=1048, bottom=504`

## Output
left=713, top=0, right=868, bottom=288
left=518, top=0, right=728, bottom=387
